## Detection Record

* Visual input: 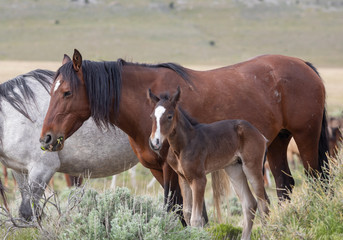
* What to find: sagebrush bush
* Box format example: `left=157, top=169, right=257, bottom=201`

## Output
left=58, top=187, right=210, bottom=240
left=260, top=153, right=343, bottom=240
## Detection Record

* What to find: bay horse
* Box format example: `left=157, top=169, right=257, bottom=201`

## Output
left=0, top=69, right=138, bottom=220
left=40, top=50, right=328, bottom=215
left=148, top=87, right=269, bottom=239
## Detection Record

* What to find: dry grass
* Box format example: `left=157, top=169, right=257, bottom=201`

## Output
left=0, top=61, right=60, bottom=83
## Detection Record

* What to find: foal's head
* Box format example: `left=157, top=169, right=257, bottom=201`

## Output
left=148, top=87, right=181, bottom=151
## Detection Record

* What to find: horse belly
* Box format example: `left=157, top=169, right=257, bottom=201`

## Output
left=57, top=120, right=138, bottom=178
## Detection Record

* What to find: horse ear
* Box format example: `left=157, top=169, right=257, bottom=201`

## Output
left=171, top=86, right=181, bottom=106
left=62, top=54, right=71, bottom=65
left=72, top=49, right=82, bottom=72
left=147, top=89, right=160, bottom=104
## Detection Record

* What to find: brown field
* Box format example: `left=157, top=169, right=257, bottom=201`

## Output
left=1, top=61, right=342, bottom=115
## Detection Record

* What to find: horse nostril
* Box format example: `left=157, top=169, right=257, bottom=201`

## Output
left=45, top=134, right=52, bottom=144
left=156, top=139, right=159, bottom=145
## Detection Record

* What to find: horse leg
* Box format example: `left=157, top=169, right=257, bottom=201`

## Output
left=225, top=163, right=257, bottom=240
left=110, top=175, right=117, bottom=190
left=289, top=110, right=329, bottom=181
left=13, top=165, right=56, bottom=221
left=3, top=166, right=8, bottom=187
left=179, top=175, right=192, bottom=225
left=128, top=166, right=137, bottom=187
left=267, top=130, right=293, bottom=200
left=292, top=131, right=322, bottom=176
left=65, top=175, right=82, bottom=187
left=149, top=168, right=164, bottom=186
left=64, top=174, right=72, bottom=187
left=165, top=152, right=208, bottom=226
left=12, top=171, right=31, bottom=220
left=189, top=176, right=207, bottom=227
left=162, top=162, right=187, bottom=226
left=242, top=162, right=269, bottom=223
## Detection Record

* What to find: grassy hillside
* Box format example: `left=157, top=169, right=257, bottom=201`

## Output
left=0, top=0, right=343, bottom=66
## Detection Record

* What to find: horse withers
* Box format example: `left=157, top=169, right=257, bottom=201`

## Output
left=148, top=87, right=269, bottom=239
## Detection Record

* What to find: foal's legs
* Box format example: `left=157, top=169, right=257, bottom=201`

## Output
left=189, top=176, right=207, bottom=227
left=225, top=163, right=257, bottom=240
left=179, top=176, right=192, bottom=225
left=242, top=163, right=269, bottom=222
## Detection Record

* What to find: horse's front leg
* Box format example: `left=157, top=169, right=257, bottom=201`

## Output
left=13, top=162, right=58, bottom=221
left=189, top=176, right=207, bottom=227
left=12, top=171, right=31, bottom=220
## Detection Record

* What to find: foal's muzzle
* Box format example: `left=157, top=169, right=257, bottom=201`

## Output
left=149, top=138, right=162, bottom=152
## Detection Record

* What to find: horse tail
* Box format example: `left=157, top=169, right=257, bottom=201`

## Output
left=305, top=61, right=330, bottom=178
left=211, top=169, right=230, bottom=223
left=0, top=177, right=9, bottom=212
left=318, top=109, right=330, bottom=178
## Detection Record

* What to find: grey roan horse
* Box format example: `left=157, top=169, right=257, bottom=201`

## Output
left=0, top=70, right=138, bottom=220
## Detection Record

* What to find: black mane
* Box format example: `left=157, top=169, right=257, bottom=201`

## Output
left=56, top=59, right=192, bottom=129
left=121, top=59, right=192, bottom=84
left=0, top=69, right=54, bottom=121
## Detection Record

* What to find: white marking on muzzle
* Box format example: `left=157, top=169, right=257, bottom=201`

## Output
left=53, top=79, right=61, bottom=93
left=151, top=106, right=166, bottom=147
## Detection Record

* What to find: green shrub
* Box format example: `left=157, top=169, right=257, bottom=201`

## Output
left=207, top=223, right=242, bottom=240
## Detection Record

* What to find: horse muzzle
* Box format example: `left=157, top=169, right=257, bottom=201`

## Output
left=149, top=138, right=162, bottom=152
left=40, top=133, right=65, bottom=152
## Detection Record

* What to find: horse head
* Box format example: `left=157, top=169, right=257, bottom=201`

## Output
left=40, top=49, right=91, bottom=151
left=148, top=86, right=181, bottom=151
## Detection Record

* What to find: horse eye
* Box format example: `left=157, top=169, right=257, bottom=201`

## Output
left=64, top=91, right=72, bottom=98
left=167, top=114, right=173, bottom=120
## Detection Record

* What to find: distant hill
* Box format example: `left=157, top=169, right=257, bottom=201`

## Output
left=0, top=0, right=342, bottom=66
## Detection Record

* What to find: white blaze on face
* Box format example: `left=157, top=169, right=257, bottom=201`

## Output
left=53, top=79, right=61, bottom=93
left=150, top=105, right=166, bottom=148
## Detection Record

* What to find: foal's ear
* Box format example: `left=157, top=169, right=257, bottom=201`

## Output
left=147, top=89, right=160, bottom=104
left=62, top=54, right=71, bottom=65
left=72, top=49, right=82, bottom=72
left=171, top=86, right=181, bottom=106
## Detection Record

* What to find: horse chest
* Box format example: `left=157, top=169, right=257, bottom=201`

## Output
left=168, top=148, right=203, bottom=182
left=167, top=150, right=181, bottom=170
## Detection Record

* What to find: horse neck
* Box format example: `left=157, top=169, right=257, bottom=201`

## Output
left=114, top=65, right=161, bottom=140
left=167, top=108, right=196, bottom=154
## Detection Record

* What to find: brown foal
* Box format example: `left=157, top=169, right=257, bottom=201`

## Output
left=148, top=87, right=269, bottom=240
